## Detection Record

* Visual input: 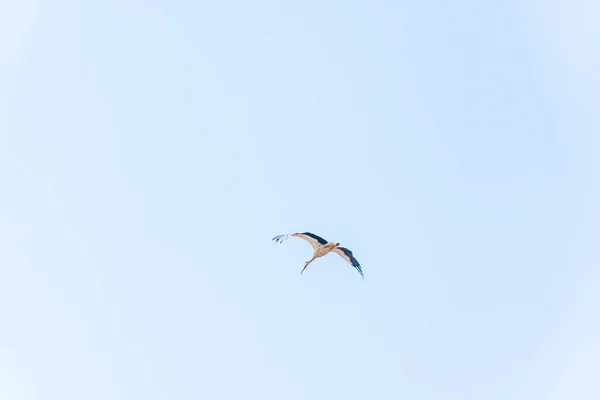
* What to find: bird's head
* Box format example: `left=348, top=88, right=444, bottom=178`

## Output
left=335, top=242, right=340, bottom=247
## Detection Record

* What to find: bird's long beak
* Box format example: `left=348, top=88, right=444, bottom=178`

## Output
left=301, top=264, right=308, bottom=274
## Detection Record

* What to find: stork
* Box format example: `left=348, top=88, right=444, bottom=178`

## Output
left=272, top=232, right=364, bottom=279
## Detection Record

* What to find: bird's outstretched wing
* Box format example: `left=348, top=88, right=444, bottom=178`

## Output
left=272, top=232, right=328, bottom=250
left=332, top=247, right=364, bottom=279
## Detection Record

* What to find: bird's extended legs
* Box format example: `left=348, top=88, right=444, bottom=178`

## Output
left=301, top=257, right=316, bottom=274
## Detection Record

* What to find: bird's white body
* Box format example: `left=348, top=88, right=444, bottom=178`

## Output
left=314, top=242, right=338, bottom=257
left=303, top=242, right=340, bottom=272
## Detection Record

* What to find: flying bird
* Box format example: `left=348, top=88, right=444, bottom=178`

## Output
left=272, top=232, right=363, bottom=279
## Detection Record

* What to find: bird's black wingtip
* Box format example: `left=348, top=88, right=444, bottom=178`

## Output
left=272, top=234, right=286, bottom=243
left=354, top=263, right=364, bottom=280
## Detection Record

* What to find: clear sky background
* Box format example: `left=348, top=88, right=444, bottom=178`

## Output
left=1, top=1, right=598, bottom=399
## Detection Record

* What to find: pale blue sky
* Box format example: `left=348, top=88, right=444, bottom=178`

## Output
left=1, top=1, right=599, bottom=399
